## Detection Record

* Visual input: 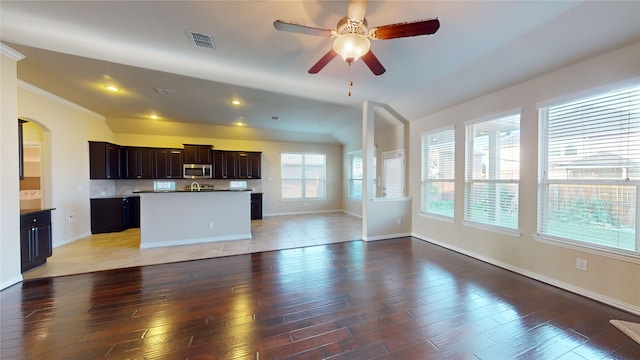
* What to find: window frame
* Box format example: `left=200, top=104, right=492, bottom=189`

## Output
left=382, top=149, right=405, bottom=198
left=421, top=126, right=455, bottom=219
left=348, top=150, right=363, bottom=200
left=536, top=83, right=640, bottom=259
left=464, top=110, right=522, bottom=234
left=280, top=152, right=327, bottom=201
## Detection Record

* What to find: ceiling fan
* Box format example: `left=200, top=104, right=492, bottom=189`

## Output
left=273, top=0, right=440, bottom=76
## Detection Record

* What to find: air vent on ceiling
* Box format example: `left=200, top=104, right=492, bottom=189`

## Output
left=154, top=88, right=178, bottom=96
left=187, top=31, right=215, bottom=50
left=271, top=116, right=279, bottom=121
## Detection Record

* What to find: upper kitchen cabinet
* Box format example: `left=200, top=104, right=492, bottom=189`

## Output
left=238, top=152, right=262, bottom=179
left=183, top=144, right=212, bottom=164
left=122, top=147, right=154, bottom=179
left=154, top=148, right=183, bottom=179
left=89, top=141, right=121, bottom=179
left=212, top=150, right=238, bottom=179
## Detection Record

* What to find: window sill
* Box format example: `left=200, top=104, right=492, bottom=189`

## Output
left=534, top=234, right=640, bottom=264
left=462, top=220, right=522, bottom=238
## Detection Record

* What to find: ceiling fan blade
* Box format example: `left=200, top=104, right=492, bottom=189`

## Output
left=308, top=49, right=338, bottom=74
left=371, top=18, right=440, bottom=40
left=360, top=50, right=386, bottom=76
left=273, top=20, right=333, bottom=37
left=347, top=0, right=368, bottom=22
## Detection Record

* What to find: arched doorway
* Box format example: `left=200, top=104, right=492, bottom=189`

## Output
left=18, top=119, right=51, bottom=211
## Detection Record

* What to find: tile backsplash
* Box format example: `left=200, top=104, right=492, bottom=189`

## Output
left=90, top=179, right=262, bottom=198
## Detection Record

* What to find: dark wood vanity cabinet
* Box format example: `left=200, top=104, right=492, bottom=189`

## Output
left=154, top=149, right=183, bottom=179
left=183, top=144, right=212, bottom=164
left=89, top=141, right=121, bottom=179
left=122, top=147, right=154, bottom=179
left=20, top=210, right=53, bottom=272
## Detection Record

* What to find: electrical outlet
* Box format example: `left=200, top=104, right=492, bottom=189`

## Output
left=208, top=221, right=214, bottom=229
left=67, top=213, right=75, bottom=223
left=396, top=217, right=402, bottom=225
left=576, top=258, right=588, bottom=271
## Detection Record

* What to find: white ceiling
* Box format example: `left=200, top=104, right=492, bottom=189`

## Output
left=2, top=1, right=639, bottom=144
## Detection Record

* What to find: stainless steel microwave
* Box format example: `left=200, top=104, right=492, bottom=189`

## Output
left=183, top=164, right=212, bottom=179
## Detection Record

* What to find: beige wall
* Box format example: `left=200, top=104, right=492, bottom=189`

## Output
left=409, top=41, right=640, bottom=313
left=1, top=49, right=23, bottom=289
left=17, top=83, right=113, bottom=248
left=114, top=133, right=343, bottom=216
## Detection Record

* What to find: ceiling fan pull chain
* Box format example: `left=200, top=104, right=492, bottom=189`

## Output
left=348, top=62, right=353, bottom=96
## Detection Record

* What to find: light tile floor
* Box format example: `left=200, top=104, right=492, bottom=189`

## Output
left=23, top=212, right=362, bottom=279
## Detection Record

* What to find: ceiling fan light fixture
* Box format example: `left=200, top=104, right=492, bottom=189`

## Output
left=333, top=33, right=370, bottom=62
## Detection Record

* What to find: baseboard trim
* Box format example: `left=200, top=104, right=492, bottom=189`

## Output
left=53, top=231, right=92, bottom=248
left=364, top=233, right=412, bottom=242
left=264, top=209, right=343, bottom=217
left=140, top=233, right=252, bottom=249
left=411, top=232, right=640, bottom=316
left=1, top=275, right=23, bottom=291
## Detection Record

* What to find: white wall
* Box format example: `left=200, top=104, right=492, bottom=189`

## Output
left=1, top=47, right=23, bottom=289
left=114, top=133, right=343, bottom=216
left=410, top=41, right=640, bottom=313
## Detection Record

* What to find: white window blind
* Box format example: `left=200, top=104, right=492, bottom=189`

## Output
left=465, top=113, right=521, bottom=229
left=383, top=150, right=404, bottom=198
left=281, top=153, right=326, bottom=200
left=422, top=127, right=455, bottom=217
left=538, top=84, right=640, bottom=254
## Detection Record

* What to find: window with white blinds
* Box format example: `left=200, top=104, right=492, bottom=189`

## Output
left=538, top=84, right=640, bottom=255
left=281, top=153, right=326, bottom=200
left=422, top=127, right=455, bottom=217
left=382, top=150, right=404, bottom=198
left=349, top=151, right=363, bottom=200
left=465, top=113, right=521, bottom=230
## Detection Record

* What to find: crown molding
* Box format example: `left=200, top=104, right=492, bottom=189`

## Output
left=17, top=80, right=105, bottom=120
left=1, top=43, right=25, bottom=61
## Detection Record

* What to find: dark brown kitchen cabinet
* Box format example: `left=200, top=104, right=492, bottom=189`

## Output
left=251, top=193, right=263, bottom=220
left=90, top=197, right=140, bottom=234
left=122, top=147, right=154, bottom=179
left=154, top=148, right=183, bottom=179
left=89, top=141, right=121, bottom=179
left=20, top=210, right=53, bottom=272
left=212, top=150, right=238, bottom=179
left=183, top=144, right=212, bottom=164
left=238, top=152, right=261, bottom=179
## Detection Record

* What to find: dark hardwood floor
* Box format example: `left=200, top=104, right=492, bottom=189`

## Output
left=2, top=237, right=639, bottom=359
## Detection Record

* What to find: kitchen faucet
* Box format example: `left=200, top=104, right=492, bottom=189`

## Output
left=190, top=181, right=200, bottom=192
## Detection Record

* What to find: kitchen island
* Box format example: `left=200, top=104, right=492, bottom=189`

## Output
left=135, top=190, right=251, bottom=249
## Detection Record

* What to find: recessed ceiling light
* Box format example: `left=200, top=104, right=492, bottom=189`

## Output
left=231, top=99, right=241, bottom=106
left=105, top=85, right=120, bottom=92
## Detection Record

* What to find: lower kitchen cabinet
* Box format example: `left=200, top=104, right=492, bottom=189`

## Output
left=251, top=193, right=263, bottom=220
left=90, top=197, right=140, bottom=234
left=20, top=209, right=53, bottom=272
